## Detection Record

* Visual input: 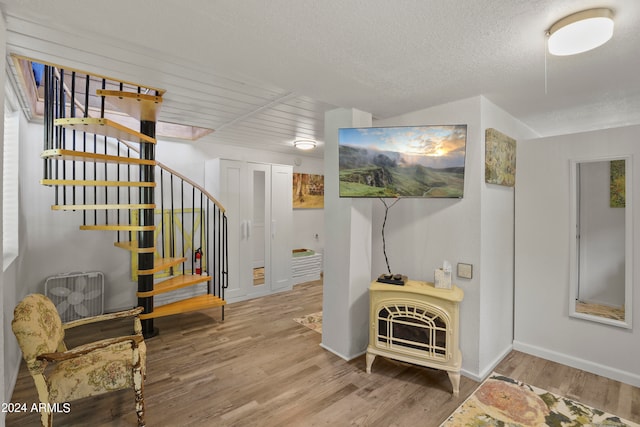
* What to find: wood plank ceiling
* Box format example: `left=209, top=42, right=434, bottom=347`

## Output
left=4, top=13, right=335, bottom=159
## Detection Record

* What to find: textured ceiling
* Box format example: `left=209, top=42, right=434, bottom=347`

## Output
left=2, top=0, right=640, bottom=158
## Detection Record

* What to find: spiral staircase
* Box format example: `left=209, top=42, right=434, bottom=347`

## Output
left=39, top=64, right=228, bottom=337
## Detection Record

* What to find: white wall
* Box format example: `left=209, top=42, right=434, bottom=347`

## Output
left=0, top=17, right=40, bottom=417
left=290, top=158, right=325, bottom=254
left=3, top=92, right=28, bottom=412
left=514, top=125, right=640, bottom=386
left=1, top=33, right=43, bottom=420
left=0, top=9, right=6, bottom=421
left=370, top=96, right=536, bottom=379
left=372, top=97, right=483, bottom=376
left=321, top=108, right=373, bottom=360
left=477, top=98, right=538, bottom=376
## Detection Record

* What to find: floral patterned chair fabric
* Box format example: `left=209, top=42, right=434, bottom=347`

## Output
left=12, top=293, right=146, bottom=427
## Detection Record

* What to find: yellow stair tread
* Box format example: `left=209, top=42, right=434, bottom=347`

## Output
left=41, top=179, right=155, bottom=187
left=80, top=224, right=155, bottom=231
left=96, top=90, right=163, bottom=122
left=114, top=241, right=156, bottom=253
left=138, top=257, right=187, bottom=275
left=41, top=149, right=156, bottom=166
left=139, top=295, right=225, bottom=320
left=54, top=117, right=156, bottom=144
left=52, top=203, right=155, bottom=211
left=137, top=274, right=211, bottom=297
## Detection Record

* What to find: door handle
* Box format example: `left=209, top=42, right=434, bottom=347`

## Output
left=241, top=220, right=247, bottom=240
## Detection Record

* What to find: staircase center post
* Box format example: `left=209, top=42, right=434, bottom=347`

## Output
left=139, top=120, right=157, bottom=338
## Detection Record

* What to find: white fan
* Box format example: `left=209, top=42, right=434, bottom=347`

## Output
left=45, top=272, right=104, bottom=321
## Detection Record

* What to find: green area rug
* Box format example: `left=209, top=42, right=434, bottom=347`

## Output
left=441, top=373, right=639, bottom=427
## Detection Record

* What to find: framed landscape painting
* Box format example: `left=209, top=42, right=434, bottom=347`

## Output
left=293, top=173, right=324, bottom=209
left=610, top=159, right=625, bottom=208
left=485, top=128, right=516, bottom=187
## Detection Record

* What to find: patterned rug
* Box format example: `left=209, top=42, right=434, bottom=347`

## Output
left=441, top=373, right=639, bottom=427
left=293, top=311, right=322, bottom=334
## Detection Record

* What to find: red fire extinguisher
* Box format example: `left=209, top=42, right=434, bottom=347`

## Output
left=194, top=248, right=202, bottom=275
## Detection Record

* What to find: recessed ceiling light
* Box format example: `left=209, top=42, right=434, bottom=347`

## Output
left=293, top=139, right=317, bottom=150
left=547, top=8, right=614, bottom=56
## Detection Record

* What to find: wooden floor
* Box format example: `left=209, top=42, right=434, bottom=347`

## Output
left=7, top=280, right=640, bottom=426
left=576, top=300, right=625, bottom=321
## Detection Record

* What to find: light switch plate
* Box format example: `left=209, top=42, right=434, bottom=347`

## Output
left=457, top=263, right=473, bottom=279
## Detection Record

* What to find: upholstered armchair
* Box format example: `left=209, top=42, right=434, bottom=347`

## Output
left=11, top=293, right=146, bottom=427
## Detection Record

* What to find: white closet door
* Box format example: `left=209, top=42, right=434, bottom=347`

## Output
left=270, top=164, right=293, bottom=291
left=205, top=159, right=293, bottom=302
left=205, top=159, right=247, bottom=302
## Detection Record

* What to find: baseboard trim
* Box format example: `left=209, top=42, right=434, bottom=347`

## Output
left=513, top=340, right=640, bottom=387
left=480, top=344, right=514, bottom=380
left=459, top=368, right=483, bottom=382
left=225, top=286, right=293, bottom=305
left=319, top=343, right=366, bottom=362
left=459, top=344, right=513, bottom=383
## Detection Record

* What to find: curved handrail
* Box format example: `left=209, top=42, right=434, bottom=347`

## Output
left=47, top=64, right=221, bottom=212
left=117, top=139, right=225, bottom=212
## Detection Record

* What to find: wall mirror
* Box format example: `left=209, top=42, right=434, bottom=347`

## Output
left=569, top=156, right=632, bottom=328
left=249, top=166, right=269, bottom=290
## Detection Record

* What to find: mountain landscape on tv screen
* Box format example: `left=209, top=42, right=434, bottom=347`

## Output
left=338, top=125, right=467, bottom=198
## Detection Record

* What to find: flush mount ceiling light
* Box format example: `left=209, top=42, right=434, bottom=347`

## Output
left=547, top=8, right=614, bottom=56
left=293, top=139, right=317, bottom=150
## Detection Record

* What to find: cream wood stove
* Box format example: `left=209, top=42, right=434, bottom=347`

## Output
left=366, top=279, right=464, bottom=396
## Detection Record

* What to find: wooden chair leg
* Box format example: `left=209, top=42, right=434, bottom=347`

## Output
left=33, top=375, right=52, bottom=427
left=40, top=408, right=52, bottom=427
left=134, top=368, right=145, bottom=427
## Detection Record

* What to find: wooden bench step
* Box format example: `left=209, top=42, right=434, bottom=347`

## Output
left=96, top=90, right=162, bottom=122
left=54, top=117, right=156, bottom=144
left=114, top=240, right=155, bottom=253
left=41, top=149, right=156, bottom=166
left=137, top=274, right=211, bottom=297
left=52, top=203, right=155, bottom=211
left=139, top=294, right=225, bottom=320
left=138, top=257, right=187, bottom=275
left=41, top=179, right=155, bottom=188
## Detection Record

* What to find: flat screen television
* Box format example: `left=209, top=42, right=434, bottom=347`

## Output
left=338, top=124, right=467, bottom=198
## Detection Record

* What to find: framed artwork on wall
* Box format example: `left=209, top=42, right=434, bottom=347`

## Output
left=610, top=159, right=625, bottom=208
left=485, top=128, right=516, bottom=187
left=293, top=173, right=324, bottom=209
